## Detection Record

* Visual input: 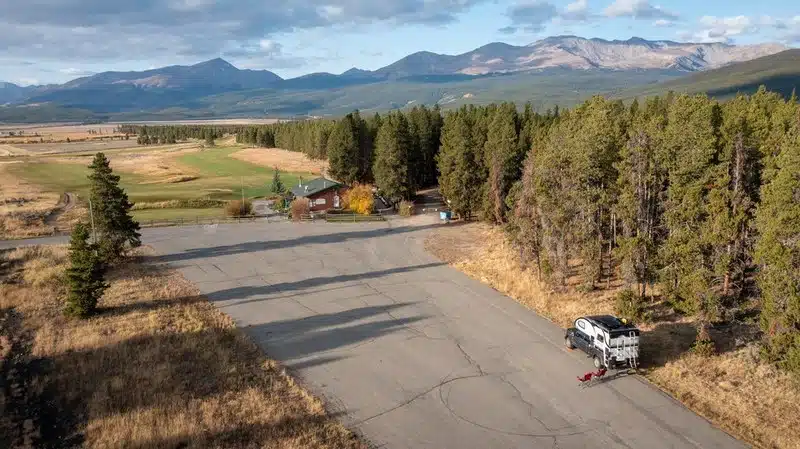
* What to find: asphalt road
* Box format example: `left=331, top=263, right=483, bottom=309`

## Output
left=2, top=218, right=747, bottom=449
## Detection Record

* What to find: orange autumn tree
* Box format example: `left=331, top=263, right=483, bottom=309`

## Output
left=344, top=184, right=374, bottom=215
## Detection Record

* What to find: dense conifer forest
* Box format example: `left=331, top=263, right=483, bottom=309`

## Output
left=133, top=88, right=800, bottom=375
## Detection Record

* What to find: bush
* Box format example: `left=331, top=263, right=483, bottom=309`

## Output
left=692, top=324, right=716, bottom=357
left=398, top=200, right=415, bottom=217
left=614, top=288, right=648, bottom=323
left=290, top=198, right=310, bottom=221
left=344, top=184, right=374, bottom=215
left=224, top=199, right=253, bottom=217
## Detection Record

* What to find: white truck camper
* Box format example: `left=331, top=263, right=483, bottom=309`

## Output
left=565, top=315, right=640, bottom=369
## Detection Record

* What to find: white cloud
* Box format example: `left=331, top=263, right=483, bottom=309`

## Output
left=687, top=15, right=800, bottom=43
left=698, top=15, right=757, bottom=39
left=258, top=39, right=283, bottom=55
left=653, top=19, right=673, bottom=27
left=14, top=77, right=39, bottom=86
left=604, top=0, right=678, bottom=20
left=506, top=1, right=559, bottom=32
left=59, top=67, right=95, bottom=76
left=562, top=0, right=589, bottom=21
left=317, top=5, right=344, bottom=19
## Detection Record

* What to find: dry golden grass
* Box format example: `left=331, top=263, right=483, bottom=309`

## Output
left=0, top=123, right=124, bottom=143
left=0, top=164, right=86, bottom=239
left=0, top=144, right=31, bottom=156
left=231, top=148, right=327, bottom=174
left=51, top=143, right=202, bottom=181
left=0, top=246, right=364, bottom=449
left=426, top=222, right=800, bottom=449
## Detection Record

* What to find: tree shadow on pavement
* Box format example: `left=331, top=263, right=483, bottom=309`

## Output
left=207, top=262, right=443, bottom=305
left=244, top=303, right=426, bottom=362
left=13, top=302, right=417, bottom=448
left=154, top=223, right=441, bottom=263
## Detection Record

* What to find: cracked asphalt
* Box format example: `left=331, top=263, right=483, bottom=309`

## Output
left=2, top=218, right=748, bottom=449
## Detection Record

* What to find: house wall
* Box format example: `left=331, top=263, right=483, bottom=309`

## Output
left=307, top=187, right=349, bottom=212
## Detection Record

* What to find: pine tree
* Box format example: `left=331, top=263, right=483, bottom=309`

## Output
left=326, top=115, right=361, bottom=184
left=88, top=153, right=141, bottom=263
left=353, top=111, right=374, bottom=182
left=660, top=95, right=722, bottom=322
left=705, top=95, right=762, bottom=302
left=65, top=223, right=107, bottom=318
left=204, top=129, right=215, bottom=146
left=270, top=166, right=286, bottom=194
left=615, top=98, right=667, bottom=300
left=373, top=112, right=412, bottom=204
left=755, top=126, right=800, bottom=373
left=437, top=110, right=482, bottom=220
left=482, top=103, right=520, bottom=223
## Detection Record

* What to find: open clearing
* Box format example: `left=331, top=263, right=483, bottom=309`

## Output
left=426, top=222, right=800, bottom=449
left=5, top=219, right=738, bottom=449
left=2, top=144, right=313, bottom=237
left=0, top=123, right=124, bottom=143
left=231, top=147, right=328, bottom=175
left=0, top=245, right=363, bottom=449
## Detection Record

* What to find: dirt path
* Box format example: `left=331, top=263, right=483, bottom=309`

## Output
left=44, top=192, right=76, bottom=226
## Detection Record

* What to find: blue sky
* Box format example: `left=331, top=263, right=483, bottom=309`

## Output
left=1, top=0, right=798, bottom=85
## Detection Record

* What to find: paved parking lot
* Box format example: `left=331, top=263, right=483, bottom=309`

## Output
left=2, top=218, right=746, bottom=448
left=142, top=218, right=745, bottom=449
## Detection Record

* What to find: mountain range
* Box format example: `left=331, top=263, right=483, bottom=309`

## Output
left=0, top=36, right=792, bottom=122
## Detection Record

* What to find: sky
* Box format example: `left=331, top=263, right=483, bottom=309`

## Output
left=1, top=0, right=798, bottom=86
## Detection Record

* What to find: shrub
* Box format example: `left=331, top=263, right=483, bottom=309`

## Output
left=614, top=288, right=648, bottom=323
left=290, top=198, right=310, bottom=221
left=692, top=324, right=716, bottom=357
left=398, top=200, right=415, bottom=217
left=224, top=199, right=253, bottom=217
left=344, top=184, right=374, bottom=215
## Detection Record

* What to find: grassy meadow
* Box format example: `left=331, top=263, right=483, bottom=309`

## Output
left=4, top=145, right=312, bottom=227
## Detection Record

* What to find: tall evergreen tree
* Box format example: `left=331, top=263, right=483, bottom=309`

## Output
left=660, top=95, right=722, bottom=323
left=615, top=98, right=667, bottom=300
left=326, top=115, right=361, bottom=184
left=88, top=153, right=141, bottom=262
left=755, top=126, right=800, bottom=373
left=65, top=222, right=107, bottom=318
left=482, top=103, right=520, bottom=223
left=373, top=112, right=412, bottom=204
left=437, top=110, right=482, bottom=219
left=705, top=95, right=762, bottom=302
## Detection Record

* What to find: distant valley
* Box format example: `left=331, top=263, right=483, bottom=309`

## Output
left=0, top=36, right=792, bottom=122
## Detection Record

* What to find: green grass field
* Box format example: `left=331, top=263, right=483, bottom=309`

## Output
left=9, top=147, right=309, bottom=203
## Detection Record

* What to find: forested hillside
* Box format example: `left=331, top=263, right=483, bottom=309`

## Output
left=136, top=88, right=800, bottom=376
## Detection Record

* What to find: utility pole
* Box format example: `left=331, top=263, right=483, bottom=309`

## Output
left=241, top=176, right=246, bottom=215
left=88, top=195, right=97, bottom=245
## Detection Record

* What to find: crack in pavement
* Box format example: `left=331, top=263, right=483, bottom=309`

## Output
left=436, top=375, right=600, bottom=440
left=456, top=341, right=486, bottom=376
left=352, top=372, right=487, bottom=427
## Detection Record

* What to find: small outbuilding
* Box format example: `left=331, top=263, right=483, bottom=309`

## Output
left=290, top=177, right=348, bottom=212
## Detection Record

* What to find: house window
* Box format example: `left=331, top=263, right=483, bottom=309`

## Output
left=315, top=198, right=326, bottom=206
left=333, top=194, right=340, bottom=208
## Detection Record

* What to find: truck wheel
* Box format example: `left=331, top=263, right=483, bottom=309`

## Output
left=565, top=336, right=574, bottom=350
left=593, top=356, right=603, bottom=369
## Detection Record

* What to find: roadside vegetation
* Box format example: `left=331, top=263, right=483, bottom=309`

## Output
left=217, top=88, right=799, bottom=449
left=0, top=245, right=364, bottom=449
left=426, top=223, right=799, bottom=449
left=1, top=151, right=362, bottom=448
